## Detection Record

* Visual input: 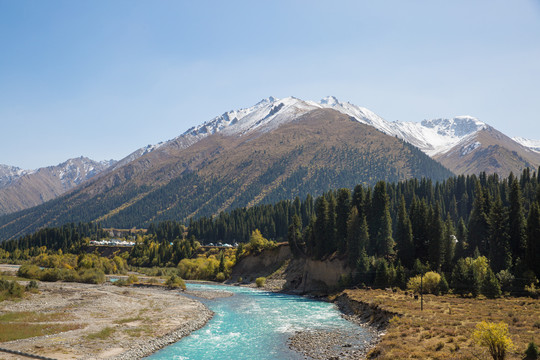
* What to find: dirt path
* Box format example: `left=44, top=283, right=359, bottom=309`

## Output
left=0, top=281, right=212, bottom=360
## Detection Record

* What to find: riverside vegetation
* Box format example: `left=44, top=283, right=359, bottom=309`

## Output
left=1, top=169, right=540, bottom=358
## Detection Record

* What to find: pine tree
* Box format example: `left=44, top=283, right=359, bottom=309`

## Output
left=481, top=267, right=502, bottom=298
left=371, top=181, right=394, bottom=257
left=346, top=207, right=361, bottom=267
left=410, top=196, right=429, bottom=262
left=287, top=215, right=303, bottom=257
left=509, top=179, right=527, bottom=260
left=374, top=258, right=390, bottom=288
left=325, top=193, right=337, bottom=255
left=443, top=215, right=456, bottom=271
left=395, top=196, right=414, bottom=267
left=314, top=197, right=328, bottom=259
left=218, top=251, right=225, bottom=274
left=355, top=248, right=371, bottom=286
left=455, top=218, right=468, bottom=260
left=428, top=204, right=444, bottom=270
left=488, top=195, right=512, bottom=272
left=336, top=188, right=351, bottom=254
left=352, top=184, right=365, bottom=218
left=526, top=202, right=540, bottom=278
left=438, top=273, right=450, bottom=295
left=468, top=181, right=489, bottom=255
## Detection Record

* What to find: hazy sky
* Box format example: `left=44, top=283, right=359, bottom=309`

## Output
left=1, top=0, right=539, bottom=169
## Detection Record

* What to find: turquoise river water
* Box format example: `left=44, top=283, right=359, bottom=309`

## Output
left=146, top=283, right=373, bottom=359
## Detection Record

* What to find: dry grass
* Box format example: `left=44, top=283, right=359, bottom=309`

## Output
left=344, top=289, right=540, bottom=360
left=0, top=311, right=80, bottom=342
left=85, top=326, right=116, bottom=340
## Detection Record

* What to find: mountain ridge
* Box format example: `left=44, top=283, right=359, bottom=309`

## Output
left=0, top=108, right=453, bottom=241
left=0, top=157, right=116, bottom=215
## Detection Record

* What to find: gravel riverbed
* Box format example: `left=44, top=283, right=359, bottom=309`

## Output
left=0, top=281, right=213, bottom=360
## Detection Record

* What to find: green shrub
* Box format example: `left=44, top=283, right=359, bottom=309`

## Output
left=40, top=268, right=62, bottom=282
left=255, top=277, right=266, bottom=288
left=25, top=280, right=39, bottom=292
left=481, top=268, right=502, bottom=298
left=438, top=274, right=449, bottom=295
left=166, top=275, right=186, bottom=290
left=215, top=272, right=226, bottom=282
left=0, top=278, right=25, bottom=301
left=78, top=269, right=105, bottom=284
left=17, top=264, right=41, bottom=280
left=525, top=342, right=539, bottom=360
left=127, top=275, right=139, bottom=284
left=8, top=281, right=24, bottom=298
left=113, top=279, right=128, bottom=286
left=407, top=272, right=441, bottom=294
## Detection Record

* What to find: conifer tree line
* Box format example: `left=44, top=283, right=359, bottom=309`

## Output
left=189, top=168, right=540, bottom=294
left=0, top=223, right=106, bottom=258
left=2, top=168, right=540, bottom=295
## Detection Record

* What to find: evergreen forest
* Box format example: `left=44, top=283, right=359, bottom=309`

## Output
left=2, top=168, right=540, bottom=297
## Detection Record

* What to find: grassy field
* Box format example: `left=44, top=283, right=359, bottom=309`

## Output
left=0, top=311, right=81, bottom=342
left=343, top=289, right=540, bottom=360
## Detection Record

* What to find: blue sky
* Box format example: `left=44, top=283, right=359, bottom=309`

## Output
left=1, top=0, right=539, bottom=169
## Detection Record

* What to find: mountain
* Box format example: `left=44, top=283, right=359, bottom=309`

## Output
left=513, top=137, right=540, bottom=153
left=317, top=97, right=540, bottom=175
left=0, top=104, right=453, bottom=241
left=0, top=165, right=33, bottom=189
left=0, top=157, right=116, bottom=215
left=1, top=95, right=537, bottom=240
left=120, top=96, right=538, bottom=176
left=434, top=126, right=540, bottom=175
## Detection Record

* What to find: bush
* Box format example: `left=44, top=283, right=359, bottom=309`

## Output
left=247, top=230, right=275, bottom=253
left=215, top=272, right=226, bottom=282
left=525, top=283, right=540, bottom=299
left=525, top=342, right=539, bottom=360
left=127, top=275, right=139, bottom=285
left=472, top=321, right=514, bottom=360
left=496, top=270, right=514, bottom=293
left=481, top=268, right=502, bottom=298
left=407, top=272, right=441, bottom=294
left=255, top=277, right=266, bottom=288
left=8, top=281, right=24, bottom=298
left=438, top=274, right=449, bottom=295
left=78, top=269, right=105, bottom=284
left=17, top=264, right=41, bottom=279
left=25, top=280, right=39, bottom=292
left=166, top=275, right=186, bottom=290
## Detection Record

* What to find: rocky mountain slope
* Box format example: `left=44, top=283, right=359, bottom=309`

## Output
left=0, top=157, right=115, bottom=215
left=121, top=95, right=540, bottom=176
left=318, top=96, right=540, bottom=175
left=0, top=108, right=453, bottom=241
left=434, top=126, right=540, bottom=175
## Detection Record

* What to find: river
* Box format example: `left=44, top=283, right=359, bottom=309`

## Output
left=146, top=283, right=374, bottom=359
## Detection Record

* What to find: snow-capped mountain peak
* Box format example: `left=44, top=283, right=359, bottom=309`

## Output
left=116, top=95, right=515, bottom=168
left=320, top=95, right=340, bottom=106
left=512, top=137, right=540, bottom=153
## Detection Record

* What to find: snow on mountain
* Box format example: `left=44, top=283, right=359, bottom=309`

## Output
left=512, top=137, right=540, bottom=153
left=0, top=165, right=33, bottom=189
left=318, top=97, right=487, bottom=156
left=53, top=157, right=116, bottom=186
left=115, top=95, right=492, bottom=167
left=0, top=157, right=116, bottom=191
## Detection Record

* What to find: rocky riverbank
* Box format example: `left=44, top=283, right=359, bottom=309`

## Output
left=287, top=293, right=389, bottom=359
left=0, top=281, right=214, bottom=360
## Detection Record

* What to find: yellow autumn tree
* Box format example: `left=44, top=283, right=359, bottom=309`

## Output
left=472, top=321, right=514, bottom=360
